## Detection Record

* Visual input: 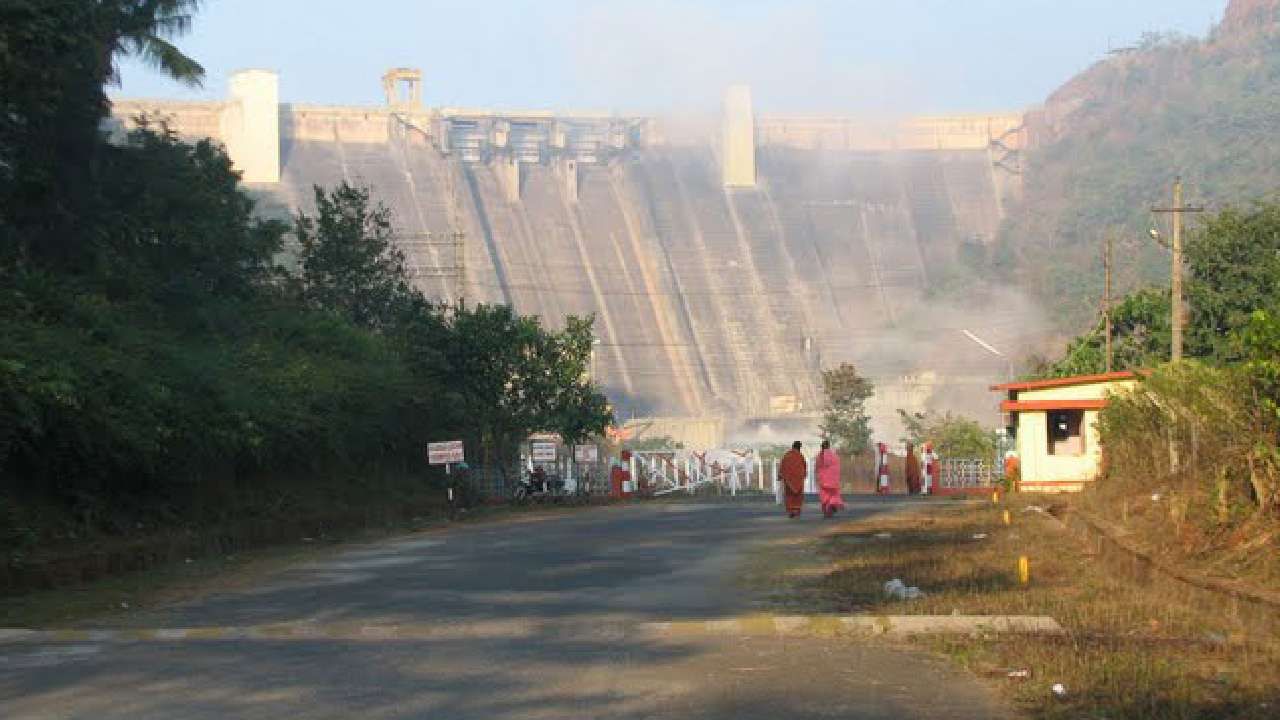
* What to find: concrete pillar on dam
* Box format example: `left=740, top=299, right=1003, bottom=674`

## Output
left=224, top=70, right=280, bottom=184
left=557, top=156, right=579, bottom=203
left=497, top=155, right=521, bottom=203
left=722, top=85, right=756, bottom=188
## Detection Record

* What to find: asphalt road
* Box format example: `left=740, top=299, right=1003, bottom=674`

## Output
left=1, top=499, right=1009, bottom=719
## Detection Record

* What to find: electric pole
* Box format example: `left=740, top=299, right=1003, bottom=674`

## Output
left=1103, top=232, right=1113, bottom=373
left=1151, top=177, right=1204, bottom=362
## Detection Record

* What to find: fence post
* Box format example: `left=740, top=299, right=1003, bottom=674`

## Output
left=772, top=458, right=781, bottom=504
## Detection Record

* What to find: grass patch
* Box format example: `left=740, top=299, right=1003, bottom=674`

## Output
left=748, top=498, right=1280, bottom=719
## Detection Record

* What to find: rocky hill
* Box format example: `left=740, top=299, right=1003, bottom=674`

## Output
left=999, top=0, right=1280, bottom=334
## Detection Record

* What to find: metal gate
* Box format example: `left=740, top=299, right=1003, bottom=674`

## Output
left=631, top=450, right=770, bottom=496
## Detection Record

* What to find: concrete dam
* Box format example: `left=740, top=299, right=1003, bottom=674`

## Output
left=112, top=69, right=1033, bottom=444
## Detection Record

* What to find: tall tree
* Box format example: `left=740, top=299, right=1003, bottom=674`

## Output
left=539, top=315, right=612, bottom=446
left=100, top=0, right=205, bottom=88
left=819, top=363, right=874, bottom=454
left=294, top=183, right=415, bottom=330
left=0, top=0, right=205, bottom=266
left=1186, top=201, right=1280, bottom=361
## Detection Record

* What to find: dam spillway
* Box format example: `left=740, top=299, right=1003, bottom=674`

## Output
left=111, top=70, right=1032, bottom=441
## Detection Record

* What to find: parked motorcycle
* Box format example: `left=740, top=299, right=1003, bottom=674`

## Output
left=512, top=466, right=565, bottom=501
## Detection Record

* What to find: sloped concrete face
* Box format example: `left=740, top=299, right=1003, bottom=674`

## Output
left=108, top=79, right=1026, bottom=438
left=267, top=130, right=1016, bottom=435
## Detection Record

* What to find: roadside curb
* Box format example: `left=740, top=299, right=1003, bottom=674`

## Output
left=0, top=614, right=1064, bottom=645
left=645, top=614, right=1065, bottom=638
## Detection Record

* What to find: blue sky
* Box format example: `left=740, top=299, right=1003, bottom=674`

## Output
left=113, top=0, right=1227, bottom=115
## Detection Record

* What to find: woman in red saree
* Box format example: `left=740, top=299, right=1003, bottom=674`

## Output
left=816, top=440, right=844, bottom=518
left=905, top=442, right=923, bottom=495
left=779, top=441, right=808, bottom=518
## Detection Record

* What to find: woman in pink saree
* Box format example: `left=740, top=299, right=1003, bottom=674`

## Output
left=817, top=440, right=844, bottom=518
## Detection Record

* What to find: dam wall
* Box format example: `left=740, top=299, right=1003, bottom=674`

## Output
left=109, top=70, right=1031, bottom=441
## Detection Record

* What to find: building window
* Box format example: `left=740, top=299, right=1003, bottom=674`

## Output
left=1047, top=410, right=1085, bottom=456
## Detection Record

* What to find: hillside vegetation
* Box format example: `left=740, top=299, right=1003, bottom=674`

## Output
left=999, top=0, right=1280, bottom=332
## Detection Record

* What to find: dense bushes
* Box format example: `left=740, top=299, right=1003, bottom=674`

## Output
left=896, top=410, right=996, bottom=460
left=0, top=2, right=612, bottom=561
left=1094, top=314, right=1279, bottom=577
left=1099, top=363, right=1278, bottom=519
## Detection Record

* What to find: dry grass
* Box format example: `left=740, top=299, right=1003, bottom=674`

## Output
left=748, top=498, right=1280, bottom=719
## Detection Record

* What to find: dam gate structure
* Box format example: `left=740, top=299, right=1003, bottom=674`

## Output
left=110, top=69, right=1031, bottom=440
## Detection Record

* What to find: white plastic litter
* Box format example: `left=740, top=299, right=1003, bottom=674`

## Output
left=873, top=532, right=893, bottom=539
left=972, top=533, right=988, bottom=540
left=1151, top=493, right=1162, bottom=502
left=883, top=578, right=925, bottom=600
left=1051, top=683, right=1067, bottom=697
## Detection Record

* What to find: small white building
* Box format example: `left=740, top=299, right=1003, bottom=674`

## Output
left=992, top=372, right=1139, bottom=492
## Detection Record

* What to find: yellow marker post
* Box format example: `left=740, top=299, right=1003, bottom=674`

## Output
left=1003, top=509, right=1012, bottom=526
left=1018, top=555, right=1030, bottom=585
left=992, top=490, right=1000, bottom=504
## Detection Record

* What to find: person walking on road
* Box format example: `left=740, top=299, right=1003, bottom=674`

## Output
left=817, top=440, right=844, bottom=518
left=779, top=441, right=808, bottom=518
left=905, top=442, right=923, bottom=495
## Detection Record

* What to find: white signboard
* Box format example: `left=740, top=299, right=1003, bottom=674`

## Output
left=427, top=440, right=465, bottom=465
left=574, top=445, right=599, bottom=463
left=531, top=441, right=557, bottom=463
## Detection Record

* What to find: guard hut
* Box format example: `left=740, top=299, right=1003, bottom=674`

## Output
left=992, top=372, right=1139, bottom=493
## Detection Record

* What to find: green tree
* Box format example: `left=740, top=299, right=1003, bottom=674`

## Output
left=1186, top=201, right=1280, bottom=361
left=819, top=363, right=874, bottom=454
left=439, top=305, right=611, bottom=468
left=538, top=316, right=613, bottom=446
left=295, top=183, right=415, bottom=330
left=0, top=1, right=205, bottom=267
left=1239, top=309, right=1280, bottom=424
left=100, top=1, right=205, bottom=88
left=97, top=124, right=286, bottom=303
left=1035, top=288, right=1171, bottom=377
left=896, top=410, right=996, bottom=459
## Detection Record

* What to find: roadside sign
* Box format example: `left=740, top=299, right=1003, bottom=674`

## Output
left=574, top=445, right=599, bottom=463
left=531, top=441, right=557, bottom=463
left=427, top=440, right=465, bottom=465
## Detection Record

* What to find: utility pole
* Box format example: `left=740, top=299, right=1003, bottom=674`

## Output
left=1102, top=232, right=1113, bottom=373
left=1151, top=177, right=1204, bottom=362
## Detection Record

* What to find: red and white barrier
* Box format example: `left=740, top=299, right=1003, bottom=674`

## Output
left=923, top=442, right=937, bottom=495
left=876, top=442, right=891, bottom=494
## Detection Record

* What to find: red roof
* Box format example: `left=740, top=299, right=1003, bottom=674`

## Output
left=990, top=371, right=1139, bottom=393
left=1000, top=399, right=1109, bottom=412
